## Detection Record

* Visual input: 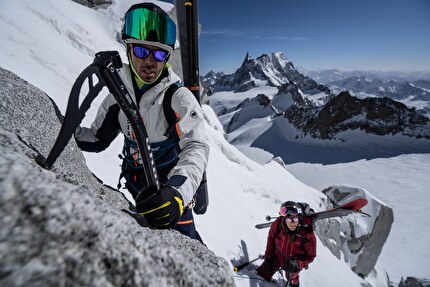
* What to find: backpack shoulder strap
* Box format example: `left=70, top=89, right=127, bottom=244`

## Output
left=162, top=83, right=180, bottom=139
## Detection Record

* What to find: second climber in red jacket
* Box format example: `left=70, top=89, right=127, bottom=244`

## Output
left=257, top=201, right=317, bottom=287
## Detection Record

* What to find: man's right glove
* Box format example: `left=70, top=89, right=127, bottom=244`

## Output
left=284, top=259, right=300, bottom=273
left=135, top=184, right=184, bottom=229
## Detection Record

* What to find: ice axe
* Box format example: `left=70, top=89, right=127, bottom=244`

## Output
left=233, top=254, right=264, bottom=272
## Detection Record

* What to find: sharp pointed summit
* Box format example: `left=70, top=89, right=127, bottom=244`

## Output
left=210, top=51, right=330, bottom=95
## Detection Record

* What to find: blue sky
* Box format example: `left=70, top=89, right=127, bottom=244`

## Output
left=169, top=0, right=430, bottom=75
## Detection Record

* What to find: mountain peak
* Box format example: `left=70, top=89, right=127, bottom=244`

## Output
left=212, top=51, right=329, bottom=95
left=244, top=51, right=252, bottom=61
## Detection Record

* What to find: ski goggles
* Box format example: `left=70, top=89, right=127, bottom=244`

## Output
left=285, top=216, right=299, bottom=223
left=132, top=45, right=169, bottom=62
left=280, top=206, right=302, bottom=217
left=123, top=6, right=176, bottom=49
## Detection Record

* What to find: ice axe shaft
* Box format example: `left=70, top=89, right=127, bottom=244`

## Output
left=233, top=254, right=264, bottom=272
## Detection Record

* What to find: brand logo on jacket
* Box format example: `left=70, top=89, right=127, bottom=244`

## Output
left=190, top=110, right=198, bottom=119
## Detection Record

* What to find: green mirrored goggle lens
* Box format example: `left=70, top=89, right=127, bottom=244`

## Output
left=124, top=8, right=176, bottom=46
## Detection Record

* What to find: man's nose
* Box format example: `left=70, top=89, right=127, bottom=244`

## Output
left=142, top=52, right=155, bottom=64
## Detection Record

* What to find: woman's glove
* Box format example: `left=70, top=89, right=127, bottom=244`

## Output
left=135, top=184, right=184, bottom=229
left=284, top=259, right=300, bottom=273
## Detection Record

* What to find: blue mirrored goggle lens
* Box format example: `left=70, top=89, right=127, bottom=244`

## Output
left=133, top=46, right=150, bottom=59
left=124, top=7, right=176, bottom=46
left=152, top=49, right=169, bottom=61
left=133, top=46, right=168, bottom=62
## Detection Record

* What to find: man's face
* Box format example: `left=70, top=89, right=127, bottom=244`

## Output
left=129, top=44, right=167, bottom=83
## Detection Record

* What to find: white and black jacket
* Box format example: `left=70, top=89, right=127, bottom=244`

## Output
left=74, top=65, right=209, bottom=206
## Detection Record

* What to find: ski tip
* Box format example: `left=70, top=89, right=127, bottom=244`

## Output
left=340, top=198, right=368, bottom=210
left=359, top=210, right=372, bottom=217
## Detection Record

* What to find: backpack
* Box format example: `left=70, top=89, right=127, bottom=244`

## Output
left=296, top=202, right=315, bottom=216
left=162, top=84, right=209, bottom=215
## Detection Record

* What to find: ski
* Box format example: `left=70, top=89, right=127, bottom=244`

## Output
left=175, top=0, right=208, bottom=214
left=255, top=222, right=274, bottom=229
left=309, top=198, right=370, bottom=221
left=255, top=198, right=370, bottom=229
left=43, top=51, right=160, bottom=191
left=303, top=198, right=367, bottom=223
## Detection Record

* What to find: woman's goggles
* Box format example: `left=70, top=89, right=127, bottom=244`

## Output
left=124, top=7, right=176, bottom=47
left=280, top=206, right=302, bottom=217
left=132, top=45, right=169, bottom=62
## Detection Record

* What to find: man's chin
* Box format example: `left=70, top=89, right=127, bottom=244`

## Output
left=140, top=72, right=158, bottom=83
left=141, top=76, right=156, bottom=83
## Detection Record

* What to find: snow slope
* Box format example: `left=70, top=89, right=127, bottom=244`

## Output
left=287, top=155, right=430, bottom=283
left=1, top=0, right=396, bottom=286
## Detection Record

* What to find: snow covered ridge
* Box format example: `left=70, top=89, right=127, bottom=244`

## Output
left=0, top=67, right=234, bottom=287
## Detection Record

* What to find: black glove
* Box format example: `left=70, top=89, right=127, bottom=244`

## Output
left=284, top=259, right=300, bottom=273
left=135, top=184, right=184, bottom=229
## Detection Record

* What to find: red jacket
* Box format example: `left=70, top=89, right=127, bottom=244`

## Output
left=264, top=216, right=317, bottom=270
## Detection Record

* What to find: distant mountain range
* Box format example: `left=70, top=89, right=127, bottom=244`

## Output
left=301, top=69, right=430, bottom=83
left=326, top=76, right=430, bottom=117
left=204, top=52, right=430, bottom=142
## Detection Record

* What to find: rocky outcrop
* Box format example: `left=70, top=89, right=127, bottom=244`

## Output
left=285, top=91, right=430, bottom=139
left=0, top=67, right=234, bottom=286
left=277, top=83, right=312, bottom=107
left=201, top=71, right=225, bottom=97
left=315, top=185, right=394, bottom=278
left=71, top=0, right=112, bottom=8
left=398, top=277, right=430, bottom=287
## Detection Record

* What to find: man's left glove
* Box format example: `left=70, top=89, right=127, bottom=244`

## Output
left=135, top=184, right=184, bottom=229
left=284, top=259, right=300, bottom=273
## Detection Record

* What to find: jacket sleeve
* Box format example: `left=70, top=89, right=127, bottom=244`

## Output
left=74, top=94, right=121, bottom=152
left=296, top=231, right=317, bottom=269
left=165, top=87, right=210, bottom=206
left=264, top=218, right=281, bottom=258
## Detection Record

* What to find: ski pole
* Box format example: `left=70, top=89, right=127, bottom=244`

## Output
left=233, top=254, right=264, bottom=272
left=266, top=215, right=277, bottom=221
